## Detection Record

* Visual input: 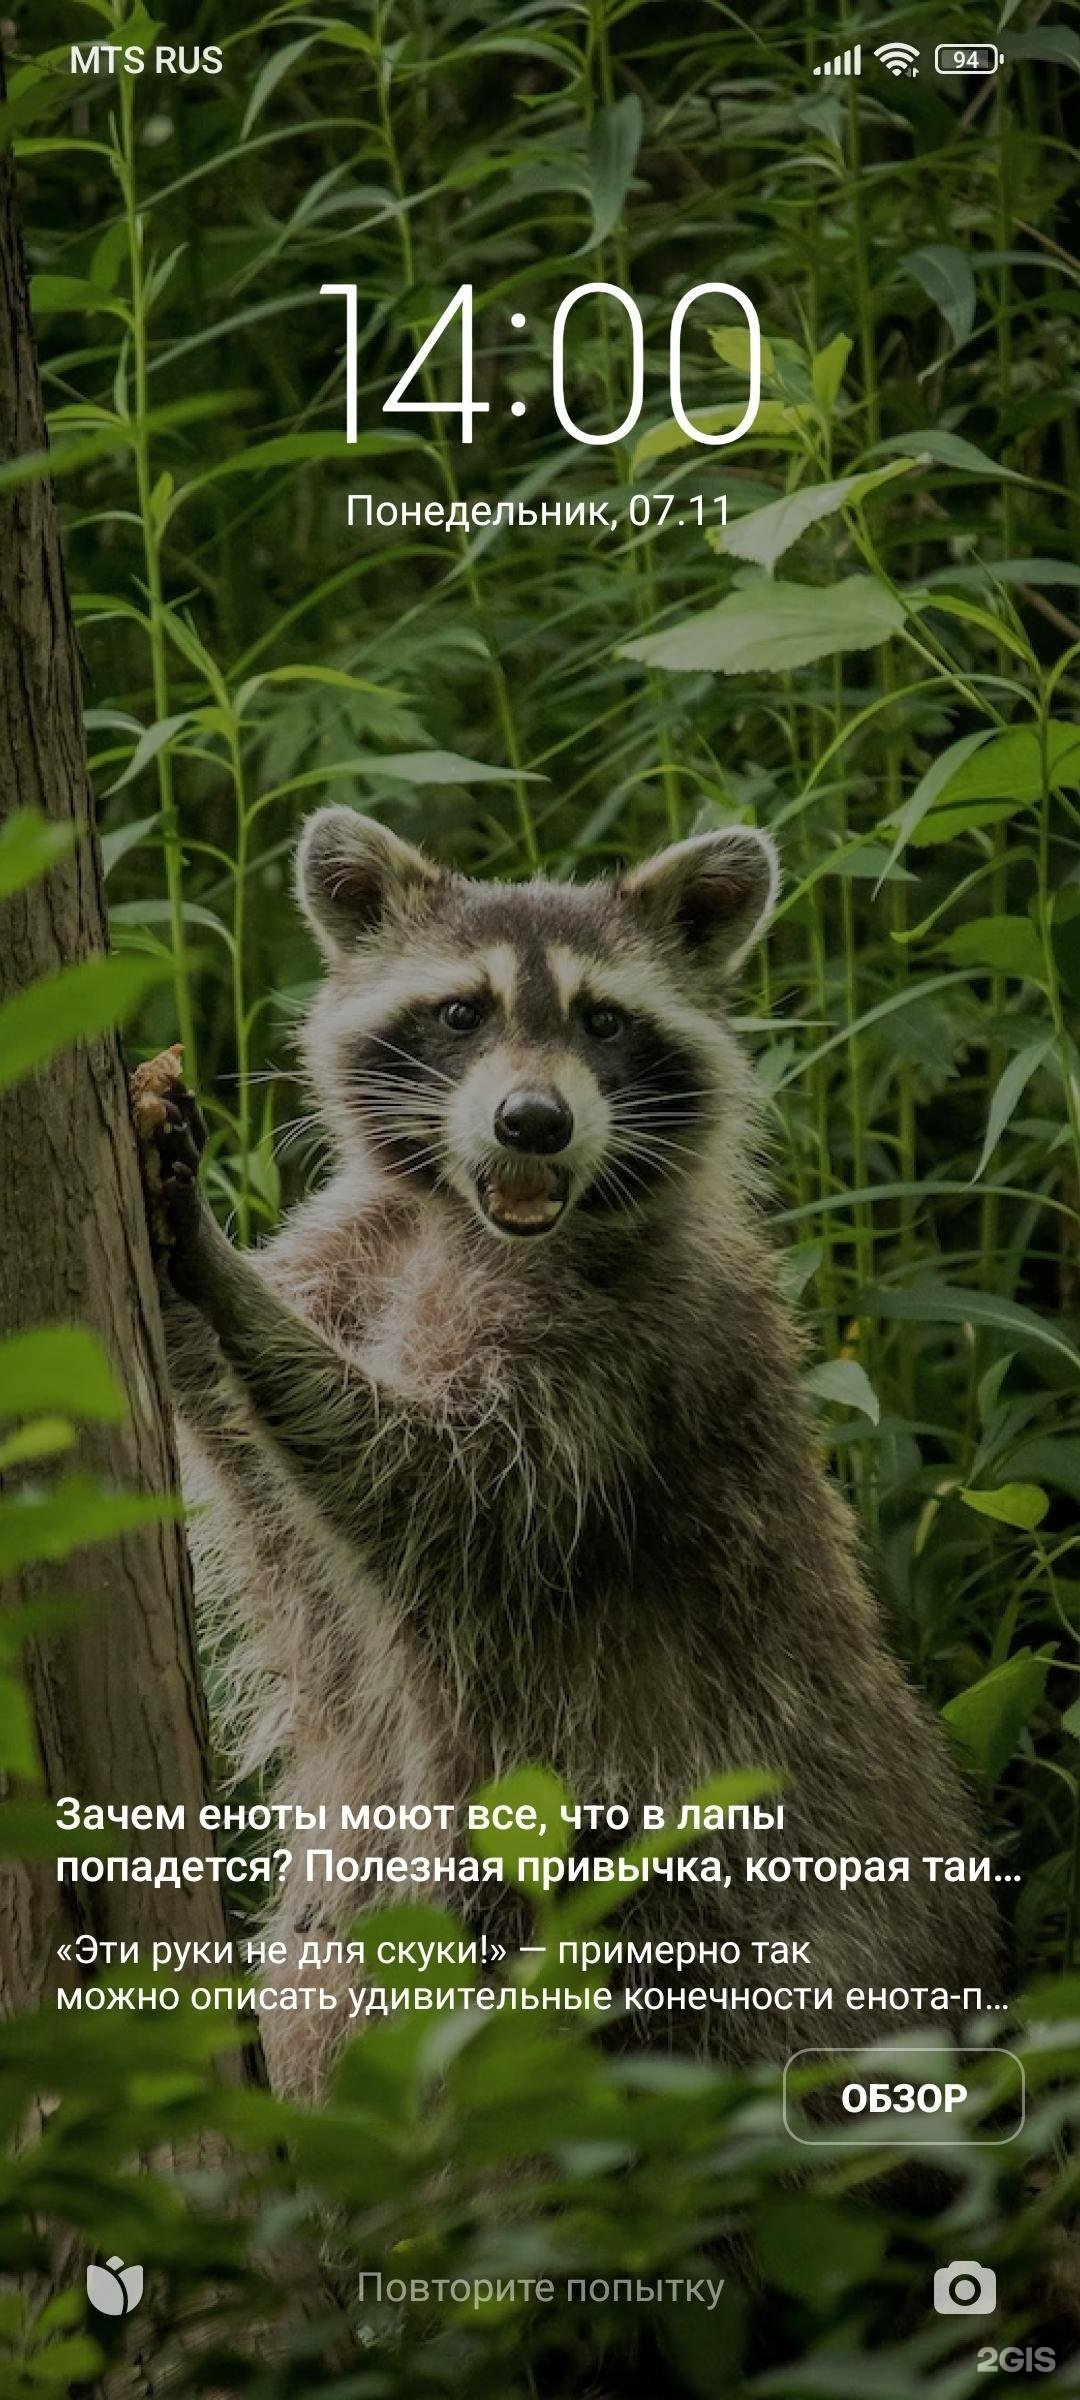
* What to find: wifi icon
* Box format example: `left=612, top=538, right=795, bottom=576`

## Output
left=874, top=40, right=920, bottom=75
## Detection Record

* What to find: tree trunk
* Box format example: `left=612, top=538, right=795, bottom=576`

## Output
left=0, top=45, right=254, bottom=2057
left=0, top=66, right=360, bottom=2399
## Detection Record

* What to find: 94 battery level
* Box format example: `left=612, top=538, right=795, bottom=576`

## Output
left=935, top=42, right=1002, bottom=74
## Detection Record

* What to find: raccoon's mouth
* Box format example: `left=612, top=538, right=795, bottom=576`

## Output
left=477, top=1158, right=569, bottom=1237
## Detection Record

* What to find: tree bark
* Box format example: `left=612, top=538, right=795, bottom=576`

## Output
left=0, top=45, right=253, bottom=2055
left=0, top=67, right=361, bottom=2400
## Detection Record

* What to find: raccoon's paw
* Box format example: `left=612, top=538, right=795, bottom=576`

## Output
left=130, top=1045, right=208, bottom=1273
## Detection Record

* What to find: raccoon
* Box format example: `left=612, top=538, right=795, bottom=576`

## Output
left=135, top=807, right=997, bottom=2098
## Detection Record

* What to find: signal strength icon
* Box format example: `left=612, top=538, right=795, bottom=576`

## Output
left=813, top=42, right=861, bottom=76
left=875, top=39, right=920, bottom=75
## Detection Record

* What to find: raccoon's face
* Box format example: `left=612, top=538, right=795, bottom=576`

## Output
left=296, top=810, right=778, bottom=1243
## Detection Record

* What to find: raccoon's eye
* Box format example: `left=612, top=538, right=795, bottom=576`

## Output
left=582, top=1002, right=626, bottom=1042
left=439, top=996, right=486, bottom=1033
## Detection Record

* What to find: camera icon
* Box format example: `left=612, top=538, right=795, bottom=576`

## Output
left=933, top=2260, right=997, bottom=2316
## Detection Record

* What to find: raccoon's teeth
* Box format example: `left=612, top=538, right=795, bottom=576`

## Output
left=482, top=1161, right=567, bottom=1234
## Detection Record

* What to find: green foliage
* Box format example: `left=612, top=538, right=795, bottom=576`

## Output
left=0, top=951, right=173, bottom=1092
left=942, top=1648, right=1053, bottom=1787
left=0, top=811, right=74, bottom=900
left=621, top=575, right=907, bottom=673
left=0, top=1330, right=128, bottom=1425
left=4, top=0, right=1080, bottom=2389
left=5, top=1916, right=1080, bottom=2396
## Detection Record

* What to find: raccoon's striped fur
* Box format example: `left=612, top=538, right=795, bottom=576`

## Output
left=150, top=808, right=996, bottom=2097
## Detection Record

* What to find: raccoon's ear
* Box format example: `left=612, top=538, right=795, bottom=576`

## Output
left=296, top=808, right=441, bottom=958
left=623, top=827, right=778, bottom=975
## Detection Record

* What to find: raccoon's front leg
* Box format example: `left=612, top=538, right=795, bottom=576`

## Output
left=132, top=1053, right=435, bottom=1550
left=129, top=1043, right=242, bottom=1450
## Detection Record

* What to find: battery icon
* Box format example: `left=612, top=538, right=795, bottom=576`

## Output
left=934, top=42, right=1002, bottom=74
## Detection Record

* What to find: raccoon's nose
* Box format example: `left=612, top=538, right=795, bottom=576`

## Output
left=494, top=1088, right=573, bottom=1155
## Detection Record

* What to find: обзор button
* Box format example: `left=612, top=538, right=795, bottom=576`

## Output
left=782, top=2045, right=1025, bottom=2146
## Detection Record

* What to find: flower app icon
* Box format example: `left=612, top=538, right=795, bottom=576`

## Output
left=86, top=2256, right=144, bottom=2316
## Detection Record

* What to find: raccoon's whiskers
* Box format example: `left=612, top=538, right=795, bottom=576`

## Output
left=358, top=1106, right=444, bottom=1142
left=364, top=1118, right=443, bottom=1148
left=593, top=1157, right=647, bottom=1216
left=354, top=1102, right=444, bottom=1133
left=272, top=1113, right=324, bottom=1163
left=615, top=1054, right=713, bottom=1098
left=611, top=1098, right=709, bottom=1122
left=351, top=1073, right=445, bottom=1105
left=616, top=1128, right=697, bottom=1166
left=231, top=1066, right=300, bottom=1089
left=365, top=1033, right=455, bottom=1087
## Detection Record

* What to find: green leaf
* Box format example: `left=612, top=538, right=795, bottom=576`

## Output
left=260, top=665, right=387, bottom=698
left=301, top=17, right=378, bottom=56
left=906, top=800, right=1018, bottom=847
left=776, top=1241, right=823, bottom=1302
left=631, top=401, right=811, bottom=475
left=0, top=57, right=83, bottom=147
left=14, top=136, right=110, bottom=159
left=810, top=332, right=851, bottom=416
left=157, top=602, right=231, bottom=706
left=918, top=722, right=1080, bottom=816
left=823, top=842, right=916, bottom=883
left=467, top=1766, right=571, bottom=1891
left=880, top=729, right=998, bottom=874
left=0, top=811, right=75, bottom=900
left=0, top=1800, right=92, bottom=1858
left=1053, top=894, right=1080, bottom=1007
left=940, top=916, right=1045, bottom=988
left=0, top=955, right=171, bottom=1093
left=973, top=1036, right=1054, bottom=1180
left=329, top=749, right=545, bottom=787
left=0, top=393, right=247, bottom=494
left=240, top=33, right=318, bottom=137
left=0, top=1418, right=76, bottom=1470
left=101, top=812, right=160, bottom=878
left=553, top=1770, right=785, bottom=1942
left=30, top=273, right=129, bottom=323
left=105, top=712, right=193, bottom=797
left=902, top=245, right=976, bottom=348
left=110, top=900, right=227, bottom=944
left=803, top=1358, right=881, bottom=1425
left=946, top=558, right=1080, bottom=591
left=1005, top=27, right=1080, bottom=67
left=351, top=1903, right=476, bottom=1999
left=921, top=591, right=1034, bottom=662
left=171, top=430, right=415, bottom=517
left=942, top=1649, right=1051, bottom=1787
left=872, top=429, right=1027, bottom=481
left=621, top=578, right=905, bottom=676
left=710, top=324, right=777, bottom=377
left=218, top=431, right=398, bottom=473
left=0, top=1478, right=183, bottom=1576
left=756, top=2197, right=887, bottom=2303
left=719, top=459, right=916, bottom=573
left=584, top=94, right=643, bottom=249
left=772, top=974, right=968, bottom=1093
left=1004, top=1437, right=1080, bottom=1507
left=960, top=1483, right=1049, bottom=1531
left=13, top=2333, right=105, bottom=2382
left=866, top=1283, right=1079, bottom=1373
left=0, top=1330, right=126, bottom=1424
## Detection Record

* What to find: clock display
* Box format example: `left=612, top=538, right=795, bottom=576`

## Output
left=321, top=279, right=760, bottom=450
